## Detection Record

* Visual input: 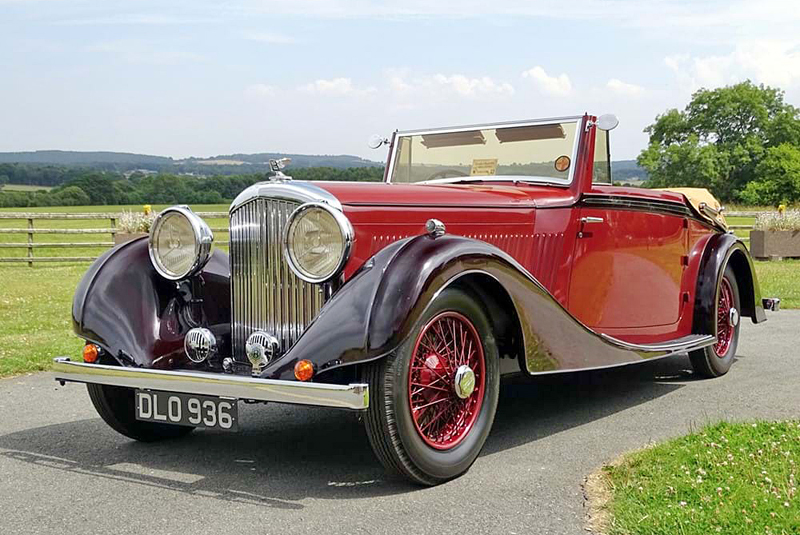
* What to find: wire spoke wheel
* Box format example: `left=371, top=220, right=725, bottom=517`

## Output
left=713, top=277, right=735, bottom=358
left=408, top=312, right=486, bottom=450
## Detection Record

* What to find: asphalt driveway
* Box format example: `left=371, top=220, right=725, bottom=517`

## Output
left=1, top=311, right=797, bottom=535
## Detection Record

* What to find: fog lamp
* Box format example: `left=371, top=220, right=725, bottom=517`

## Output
left=294, top=359, right=315, bottom=382
left=82, top=343, right=99, bottom=363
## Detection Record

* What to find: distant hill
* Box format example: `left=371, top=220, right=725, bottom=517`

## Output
left=0, top=150, right=380, bottom=172
left=613, top=159, right=648, bottom=182
left=0, top=150, right=172, bottom=166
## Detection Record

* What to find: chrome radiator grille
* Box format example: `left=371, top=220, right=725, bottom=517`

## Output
left=229, top=198, right=325, bottom=360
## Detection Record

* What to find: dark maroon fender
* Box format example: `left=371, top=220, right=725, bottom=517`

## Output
left=72, top=237, right=230, bottom=369
left=261, top=233, right=708, bottom=382
left=693, top=232, right=766, bottom=337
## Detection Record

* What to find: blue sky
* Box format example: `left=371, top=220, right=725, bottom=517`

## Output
left=2, top=0, right=799, bottom=161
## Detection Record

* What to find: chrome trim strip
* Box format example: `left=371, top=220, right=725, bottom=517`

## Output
left=598, top=333, right=716, bottom=353
left=230, top=181, right=341, bottom=214
left=53, top=358, right=368, bottom=410
left=395, top=115, right=585, bottom=137
left=580, top=194, right=694, bottom=218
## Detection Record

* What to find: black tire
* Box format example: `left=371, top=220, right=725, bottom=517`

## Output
left=363, top=287, right=500, bottom=486
left=689, top=264, right=741, bottom=378
left=87, top=384, right=194, bottom=442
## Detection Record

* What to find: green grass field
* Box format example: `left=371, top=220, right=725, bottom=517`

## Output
left=599, top=420, right=799, bottom=535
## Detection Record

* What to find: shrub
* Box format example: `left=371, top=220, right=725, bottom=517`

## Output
left=117, top=210, right=155, bottom=233
left=754, top=210, right=800, bottom=231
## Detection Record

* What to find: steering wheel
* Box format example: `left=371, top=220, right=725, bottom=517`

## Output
left=426, top=169, right=470, bottom=181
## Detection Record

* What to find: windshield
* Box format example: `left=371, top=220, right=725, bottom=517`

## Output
left=389, top=120, right=580, bottom=184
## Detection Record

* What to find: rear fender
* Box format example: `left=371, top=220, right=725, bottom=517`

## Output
left=692, top=233, right=766, bottom=338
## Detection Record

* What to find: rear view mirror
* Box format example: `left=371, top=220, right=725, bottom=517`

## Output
left=368, top=134, right=389, bottom=149
left=597, top=114, right=619, bottom=131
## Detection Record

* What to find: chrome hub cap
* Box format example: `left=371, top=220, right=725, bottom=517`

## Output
left=729, top=307, right=740, bottom=327
left=454, top=365, right=476, bottom=399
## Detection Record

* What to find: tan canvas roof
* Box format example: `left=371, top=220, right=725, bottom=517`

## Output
left=656, top=188, right=728, bottom=230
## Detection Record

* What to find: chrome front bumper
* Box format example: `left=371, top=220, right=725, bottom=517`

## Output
left=52, top=357, right=369, bottom=410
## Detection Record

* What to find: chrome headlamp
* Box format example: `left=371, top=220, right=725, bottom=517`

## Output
left=148, top=206, right=213, bottom=280
left=284, top=202, right=353, bottom=283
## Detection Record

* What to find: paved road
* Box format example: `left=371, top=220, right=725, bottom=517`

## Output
left=1, top=311, right=798, bottom=535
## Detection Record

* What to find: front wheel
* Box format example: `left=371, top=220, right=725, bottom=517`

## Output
left=689, top=264, right=741, bottom=378
left=87, top=383, right=194, bottom=442
left=363, top=288, right=500, bottom=486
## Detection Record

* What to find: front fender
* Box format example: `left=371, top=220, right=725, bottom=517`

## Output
left=262, top=234, right=689, bottom=381
left=72, top=238, right=230, bottom=369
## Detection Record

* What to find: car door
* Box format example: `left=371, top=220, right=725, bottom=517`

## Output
left=566, top=128, right=688, bottom=331
left=568, top=200, right=688, bottom=329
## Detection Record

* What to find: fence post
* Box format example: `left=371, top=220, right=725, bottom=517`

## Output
left=109, top=216, right=116, bottom=245
left=27, top=217, right=34, bottom=267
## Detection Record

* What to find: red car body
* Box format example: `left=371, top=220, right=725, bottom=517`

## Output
left=56, top=113, right=771, bottom=485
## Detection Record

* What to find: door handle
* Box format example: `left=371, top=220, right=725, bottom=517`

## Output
left=578, top=216, right=604, bottom=238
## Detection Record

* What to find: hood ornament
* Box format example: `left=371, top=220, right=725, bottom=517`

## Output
left=268, top=158, right=292, bottom=182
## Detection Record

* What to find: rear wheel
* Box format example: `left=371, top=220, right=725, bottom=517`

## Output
left=87, top=384, right=194, bottom=442
left=363, top=288, right=500, bottom=485
left=690, top=265, right=741, bottom=378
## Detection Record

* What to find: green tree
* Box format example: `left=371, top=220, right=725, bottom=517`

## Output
left=739, top=144, right=800, bottom=205
left=65, top=172, right=118, bottom=204
left=638, top=81, right=800, bottom=201
left=54, top=185, right=92, bottom=206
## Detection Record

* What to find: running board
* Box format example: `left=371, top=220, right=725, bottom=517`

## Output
left=599, top=333, right=716, bottom=355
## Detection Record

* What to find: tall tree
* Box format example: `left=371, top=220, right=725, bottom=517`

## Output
left=638, top=81, right=800, bottom=201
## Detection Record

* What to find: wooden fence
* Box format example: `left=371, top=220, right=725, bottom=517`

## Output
left=0, top=210, right=760, bottom=266
left=0, top=212, right=228, bottom=266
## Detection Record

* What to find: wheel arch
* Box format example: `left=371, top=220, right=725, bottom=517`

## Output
left=726, top=247, right=763, bottom=322
left=692, top=233, right=766, bottom=338
left=447, top=272, right=524, bottom=366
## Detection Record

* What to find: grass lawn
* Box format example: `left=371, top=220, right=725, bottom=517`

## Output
left=0, top=184, right=53, bottom=192
left=597, top=421, right=799, bottom=535
left=756, top=260, right=800, bottom=309
left=0, top=265, right=86, bottom=376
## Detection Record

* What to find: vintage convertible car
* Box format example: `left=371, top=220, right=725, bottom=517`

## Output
left=53, top=114, right=778, bottom=485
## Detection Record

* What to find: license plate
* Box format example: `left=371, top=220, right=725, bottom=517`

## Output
left=135, top=390, right=238, bottom=431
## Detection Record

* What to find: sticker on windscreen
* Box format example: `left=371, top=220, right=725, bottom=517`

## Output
left=554, top=155, right=571, bottom=172
left=470, top=158, right=498, bottom=176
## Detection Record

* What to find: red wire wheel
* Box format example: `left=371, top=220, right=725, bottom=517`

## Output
left=407, top=311, right=486, bottom=450
left=713, top=277, right=735, bottom=358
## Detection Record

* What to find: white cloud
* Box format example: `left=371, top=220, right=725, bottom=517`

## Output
left=244, top=32, right=297, bottom=45
left=299, top=77, right=376, bottom=96
left=665, top=40, right=800, bottom=92
left=384, top=70, right=514, bottom=104
left=244, top=84, right=278, bottom=97
left=606, top=78, right=645, bottom=97
left=521, top=66, right=572, bottom=96
left=431, top=74, right=514, bottom=97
